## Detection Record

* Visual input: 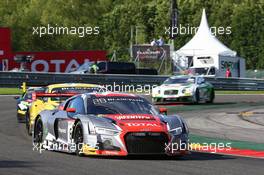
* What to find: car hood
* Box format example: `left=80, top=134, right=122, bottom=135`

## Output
left=101, top=114, right=167, bottom=132
left=155, top=84, right=193, bottom=90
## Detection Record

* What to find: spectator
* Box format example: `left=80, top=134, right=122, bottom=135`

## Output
left=225, top=67, right=232, bottom=78
left=90, top=62, right=99, bottom=74
left=151, top=38, right=157, bottom=46
left=157, top=36, right=164, bottom=46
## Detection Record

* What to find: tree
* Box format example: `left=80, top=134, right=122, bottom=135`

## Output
left=0, top=0, right=263, bottom=69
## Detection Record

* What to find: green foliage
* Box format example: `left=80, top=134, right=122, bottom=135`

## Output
left=0, top=0, right=263, bottom=69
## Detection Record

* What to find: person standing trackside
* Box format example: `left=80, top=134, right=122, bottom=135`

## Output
left=90, top=62, right=99, bottom=74
left=151, top=38, right=157, bottom=46
left=157, top=36, right=164, bottom=46
left=225, top=67, right=232, bottom=78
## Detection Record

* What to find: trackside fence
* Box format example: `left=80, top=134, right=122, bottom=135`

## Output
left=1, top=72, right=264, bottom=90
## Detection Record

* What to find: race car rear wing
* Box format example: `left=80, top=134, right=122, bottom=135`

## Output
left=31, top=92, right=78, bottom=101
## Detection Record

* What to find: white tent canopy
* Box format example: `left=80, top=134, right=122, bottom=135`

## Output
left=176, top=9, right=236, bottom=57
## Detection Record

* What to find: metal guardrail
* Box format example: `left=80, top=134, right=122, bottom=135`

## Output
left=1, top=71, right=264, bottom=90
left=0, top=71, right=168, bottom=88
left=204, top=77, right=264, bottom=90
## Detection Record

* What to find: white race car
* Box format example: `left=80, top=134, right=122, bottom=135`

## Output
left=152, top=75, right=215, bottom=104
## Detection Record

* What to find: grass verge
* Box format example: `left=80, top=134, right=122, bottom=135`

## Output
left=0, top=88, right=22, bottom=95
left=190, top=134, right=264, bottom=151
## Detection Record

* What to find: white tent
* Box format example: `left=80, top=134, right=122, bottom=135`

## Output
left=172, top=9, right=245, bottom=77
left=175, top=9, right=236, bottom=57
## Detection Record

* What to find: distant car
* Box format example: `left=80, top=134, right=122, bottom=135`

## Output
left=97, top=62, right=136, bottom=74
left=70, top=62, right=93, bottom=74
left=26, top=83, right=106, bottom=135
left=152, top=75, right=215, bottom=104
left=15, top=87, right=46, bottom=123
left=33, top=92, right=189, bottom=156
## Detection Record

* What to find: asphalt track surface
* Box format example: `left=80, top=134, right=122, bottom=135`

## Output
left=0, top=95, right=264, bottom=175
left=177, top=104, right=264, bottom=143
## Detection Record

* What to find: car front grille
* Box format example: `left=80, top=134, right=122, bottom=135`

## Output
left=124, top=132, right=168, bottom=154
left=164, top=90, right=178, bottom=95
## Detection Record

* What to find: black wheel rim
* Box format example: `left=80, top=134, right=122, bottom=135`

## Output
left=75, top=126, right=83, bottom=144
left=74, top=124, right=83, bottom=154
left=35, top=120, right=43, bottom=143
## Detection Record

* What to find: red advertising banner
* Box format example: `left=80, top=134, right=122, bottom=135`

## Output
left=0, top=28, right=107, bottom=72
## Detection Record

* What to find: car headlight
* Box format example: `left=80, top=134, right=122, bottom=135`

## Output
left=152, top=88, right=160, bottom=94
left=95, top=127, right=120, bottom=136
left=169, top=127, right=182, bottom=135
left=182, top=88, right=192, bottom=94
left=88, top=122, right=120, bottom=136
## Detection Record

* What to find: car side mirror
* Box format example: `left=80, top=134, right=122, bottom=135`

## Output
left=66, top=108, right=76, bottom=113
left=159, top=107, right=168, bottom=115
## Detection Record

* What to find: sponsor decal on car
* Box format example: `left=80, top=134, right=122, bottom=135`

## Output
left=106, top=114, right=154, bottom=120
left=126, top=123, right=160, bottom=127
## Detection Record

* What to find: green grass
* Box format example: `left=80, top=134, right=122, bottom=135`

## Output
left=0, top=88, right=22, bottom=95
left=216, top=90, right=264, bottom=94
left=190, top=134, right=264, bottom=151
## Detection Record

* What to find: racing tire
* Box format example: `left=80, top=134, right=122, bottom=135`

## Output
left=192, top=89, right=200, bottom=104
left=25, top=111, right=32, bottom=136
left=152, top=98, right=163, bottom=105
left=73, top=121, right=84, bottom=156
left=152, top=98, right=160, bottom=104
left=152, top=98, right=157, bottom=104
left=33, top=117, right=43, bottom=148
left=17, top=113, right=24, bottom=123
left=206, top=89, right=215, bottom=104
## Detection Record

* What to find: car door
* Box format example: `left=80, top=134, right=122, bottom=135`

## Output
left=197, top=77, right=209, bottom=100
left=46, top=98, right=74, bottom=141
left=54, top=97, right=85, bottom=142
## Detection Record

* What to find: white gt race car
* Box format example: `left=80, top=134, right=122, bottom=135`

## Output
left=152, top=75, right=215, bottom=104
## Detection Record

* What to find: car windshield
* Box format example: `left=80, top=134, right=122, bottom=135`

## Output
left=163, top=77, right=194, bottom=85
left=23, top=88, right=46, bottom=100
left=50, top=87, right=104, bottom=101
left=87, top=96, right=159, bottom=115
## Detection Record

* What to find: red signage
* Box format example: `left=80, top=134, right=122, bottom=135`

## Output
left=0, top=28, right=107, bottom=72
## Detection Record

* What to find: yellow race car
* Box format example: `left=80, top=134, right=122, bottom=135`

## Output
left=15, top=86, right=46, bottom=123
left=26, top=83, right=105, bottom=135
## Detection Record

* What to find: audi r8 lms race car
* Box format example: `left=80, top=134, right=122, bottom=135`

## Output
left=26, top=83, right=106, bottom=135
left=152, top=75, right=215, bottom=104
left=15, top=86, right=46, bottom=122
left=33, top=92, right=189, bottom=156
